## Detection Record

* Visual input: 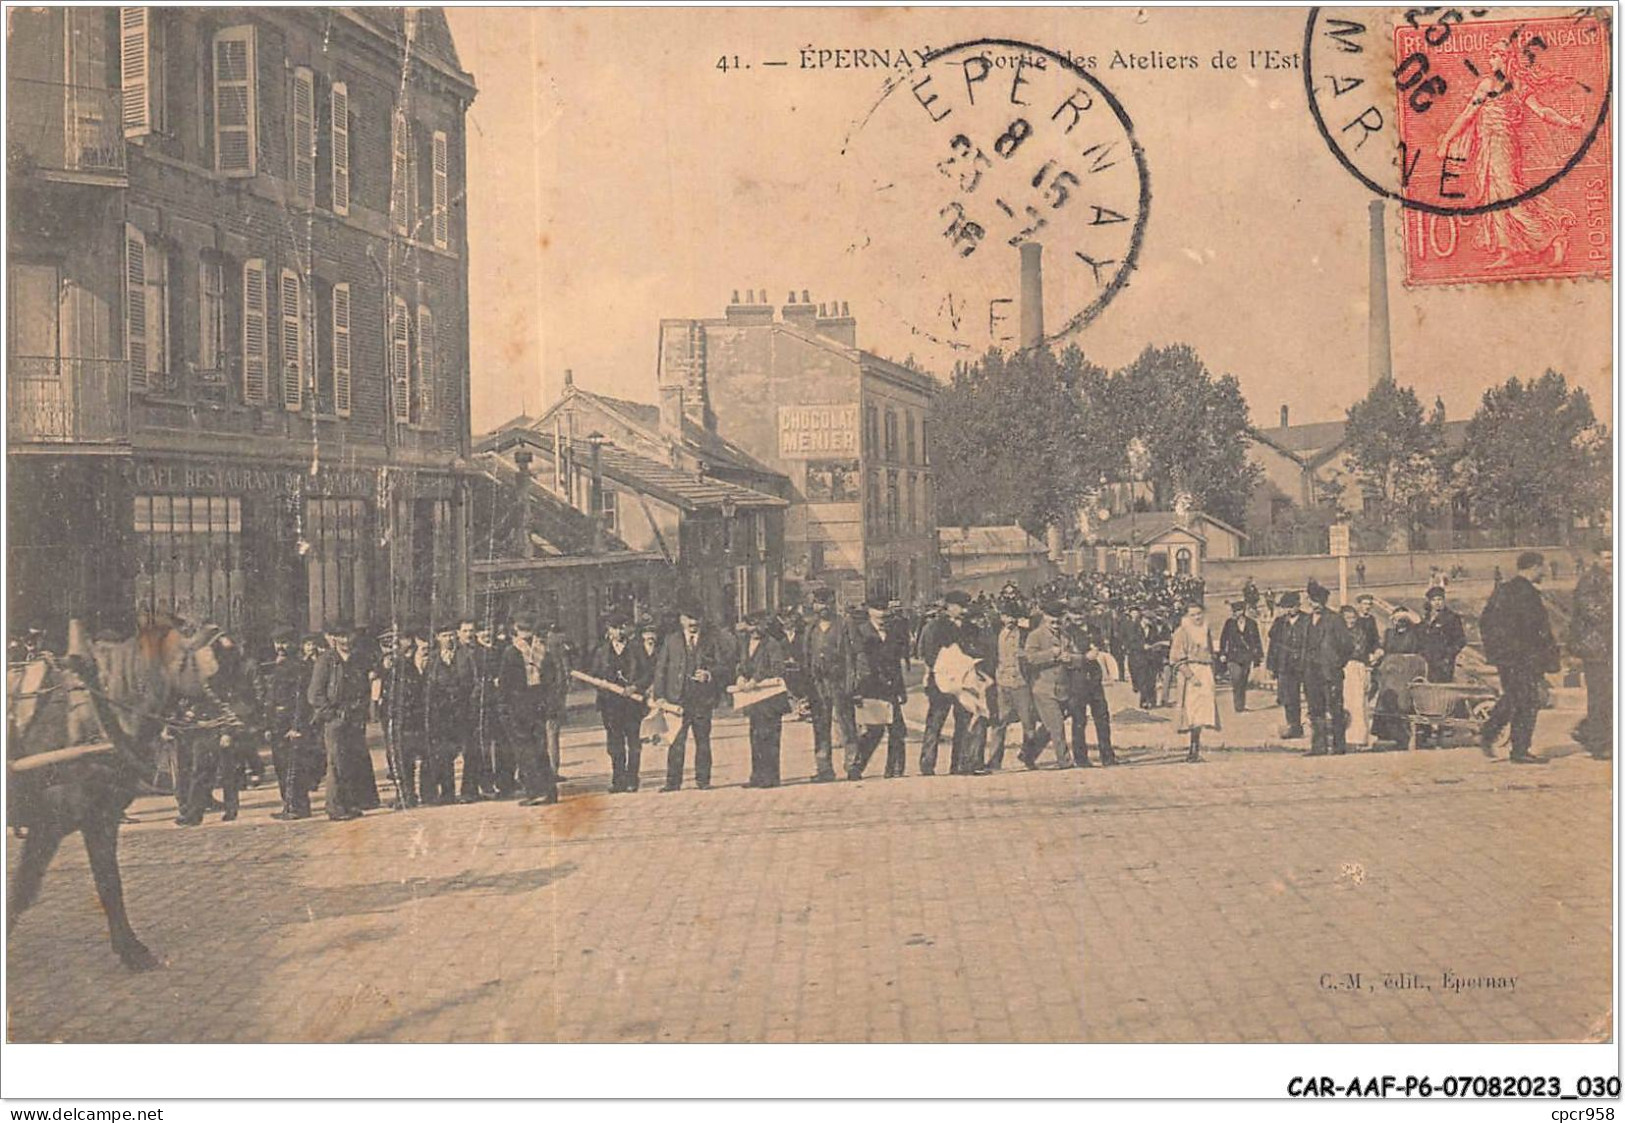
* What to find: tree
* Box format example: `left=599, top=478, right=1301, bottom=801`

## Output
left=1456, top=371, right=1610, bottom=544
left=931, top=346, right=1111, bottom=536
left=1099, top=344, right=1261, bottom=528
left=1341, top=377, right=1446, bottom=549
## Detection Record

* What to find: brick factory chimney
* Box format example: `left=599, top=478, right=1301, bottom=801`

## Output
left=1019, top=242, right=1044, bottom=350
left=782, top=288, right=818, bottom=333
left=1368, top=199, right=1392, bottom=388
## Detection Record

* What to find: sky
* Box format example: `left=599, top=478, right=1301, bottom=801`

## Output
left=447, top=6, right=1613, bottom=435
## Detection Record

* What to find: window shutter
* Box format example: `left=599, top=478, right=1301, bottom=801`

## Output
left=431, top=131, right=449, bottom=248
left=213, top=26, right=256, bottom=177
left=291, top=67, right=315, bottom=207
left=390, top=108, right=410, bottom=234
left=280, top=270, right=303, bottom=410
left=332, top=283, right=352, bottom=416
left=416, top=305, right=436, bottom=425
left=124, top=225, right=148, bottom=391
left=119, top=8, right=151, bottom=137
left=242, top=259, right=268, bottom=404
left=390, top=297, right=411, bottom=422
left=330, top=81, right=350, bottom=215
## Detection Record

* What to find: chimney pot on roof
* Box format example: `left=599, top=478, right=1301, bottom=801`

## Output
left=841, top=301, right=850, bottom=317
left=818, top=303, right=827, bottom=316
left=563, top=368, right=573, bottom=388
left=787, top=290, right=796, bottom=304
left=731, top=289, right=740, bottom=304
left=745, top=289, right=754, bottom=304
left=801, top=289, right=810, bottom=304
left=1280, top=405, right=1289, bottom=428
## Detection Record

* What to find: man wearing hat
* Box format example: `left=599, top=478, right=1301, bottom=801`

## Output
left=589, top=610, right=648, bottom=792
left=1569, top=541, right=1611, bottom=759
left=1302, top=582, right=1354, bottom=754
left=262, top=625, right=312, bottom=818
left=1351, top=594, right=1383, bottom=663
left=422, top=623, right=467, bottom=804
left=917, top=589, right=978, bottom=776
left=306, top=620, right=370, bottom=821
left=987, top=594, right=1036, bottom=770
left=1265, top=592, right=1308, bottom=739
left=737, top=610, right=791, bottom=788
left=848, top=594, right=910, bottom=779
left=1020, top=600, right=1076, bottom=769
left=1063, top=599, right=1115, bottom=766
left=1218, top=601, right=1264, bottom=713
left=804, top=587, right=855, bottom=783
left=651, top=603, right=735, bottom=791
left=1418, top=585, right=1467, bottom=685
left=497, top=612, right=561, bottom=805
left=1478, top=551, right=1559, bottom=764
left=379, top=624, right=429, bottom=809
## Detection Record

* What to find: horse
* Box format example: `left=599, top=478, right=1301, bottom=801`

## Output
left=7, top=615, right=261, bottom=970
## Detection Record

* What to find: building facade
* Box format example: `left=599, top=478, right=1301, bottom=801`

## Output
left=655, top=290, right=940, bottom=607
left=9, top=8, right=476, bottom=641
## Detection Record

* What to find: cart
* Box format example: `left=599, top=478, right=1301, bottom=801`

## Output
left=1370, top=653, right=1499, bottom=749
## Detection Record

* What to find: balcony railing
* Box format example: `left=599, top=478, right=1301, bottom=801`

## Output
left=7, top=78, right=125, bottom=179
left=9, top=356, right=130, bottom=444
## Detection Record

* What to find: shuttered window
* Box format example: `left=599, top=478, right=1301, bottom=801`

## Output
left=198, top=259, right=225, bottom=377
left=390, top=107, right=410, bottom=235
left=241, top=259, right=268, bottom=404
left=431, top=130, right=449, bottom=248
left=119, top=8, right=151, bottom=137
left=330, top=81, right=350, bottom=215
left=124, top=225, right=148, bottom=391
left=416, top=305, right=436, bottom=426
left=279, top=270, right=303, bottom=411
left=212, top=26, right=256, bottom=176
left=290, top=66, right=315, bottom=207
left=390, top=296, right=411, bottom=422
left=331, top=283, right=352, bottom=417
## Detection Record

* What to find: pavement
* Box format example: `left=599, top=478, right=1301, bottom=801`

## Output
left=6, top=672, right=1612, bottom=1044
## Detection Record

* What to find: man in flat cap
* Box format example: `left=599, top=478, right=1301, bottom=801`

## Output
left=1478, top=551, right=1559, bottom=763
left=803, top=587, right=855, bottom=783
left=306, top=620, right=370, bottom=821
left=1218, top=600, right=1264, bottom=713
left=262, top=625, right=312, bottom=819
left=916, top=588, right=978, bottom=776
left=1302, top=582, right=1354, bottom=755
left=651, top=603, right=735, bottom=791
left=1266, top=592, right=1308, bottom=739
left=589, top=610, right=648, bottom=792
left=737, top=610, right=791, bottom=788
left=497, top=612, right=560, bottom=805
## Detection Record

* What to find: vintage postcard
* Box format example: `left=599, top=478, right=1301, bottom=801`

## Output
left=4, top=2, right=1616, bottom=1099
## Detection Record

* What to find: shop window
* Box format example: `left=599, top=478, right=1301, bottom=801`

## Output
left=134, top=494, right=244, bottom=630
left=305, top=498, right=371, bottom=633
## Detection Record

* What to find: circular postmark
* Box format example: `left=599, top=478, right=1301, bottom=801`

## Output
left=838, top=39, right=1149, bottom=358
left=1303, top=6, right=1613, bottom=217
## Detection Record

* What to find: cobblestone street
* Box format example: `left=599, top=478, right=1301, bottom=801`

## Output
left=7, top=679, right=1611, bottom=1043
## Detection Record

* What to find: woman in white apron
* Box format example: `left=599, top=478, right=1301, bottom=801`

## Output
left=1340, top=604, right=1373, bottom=749
left=1170, top=602, right=1220, bottom=763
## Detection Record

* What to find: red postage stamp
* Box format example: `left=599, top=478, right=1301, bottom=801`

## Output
left=1394, top=14, right=1612, bottom=286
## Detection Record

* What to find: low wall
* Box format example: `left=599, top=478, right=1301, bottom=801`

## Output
left=1203, top=545, right=1571, bottom=596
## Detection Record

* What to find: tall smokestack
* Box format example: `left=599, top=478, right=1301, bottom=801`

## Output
left=1019, top=242, right=1044, bottom=350
left=1368, top=199, right=1392, bottom=387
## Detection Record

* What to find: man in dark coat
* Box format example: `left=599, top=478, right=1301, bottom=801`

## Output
left=848, top=596, right=909, bottom=780
left=423, top=624, right=467, bottom=805
left=651, top=604, right=735, bottom=791
left=589, top=611, right=649, bottom=792
left=261, top=625, right=312, bottom=819
left=378, top=627, right=428, bottom=810
left=475, top=621, right=511, bottom=797
left=1351, top=594, right=1384, bottom=660
left=1569, top=545, right=1612, bottom=759
left=454, top=618, right=489, bottom=802
left=1418, top=586, right=1468, bottom=684
left=803, top=588, right=855, bottom=783
left=307, top=620, right=372, bottom=821
left=1217, top=600, right=1264, bottom=712
left=1479, top=551, right=1560, bottom=764
left=1063, top=600, right=1114, bottom=766
left=496, top=612, right=561, bottom=805
left=916, top=589, right=977, bottom=776
left=736, top=611, right=791, bottom=788
left=1302, top=582, right=1355, bottom=755
left=1265, top=592, right=1308, bottom=738
left=1122, top=608, right=1154, bottom=708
